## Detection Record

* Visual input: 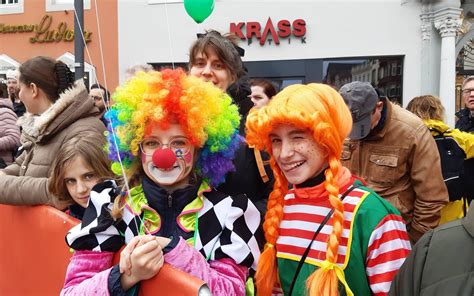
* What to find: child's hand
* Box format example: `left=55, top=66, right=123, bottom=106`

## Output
left=120, top=235, right=156, bottom=275
left=120, top=238, right=164, bottom=290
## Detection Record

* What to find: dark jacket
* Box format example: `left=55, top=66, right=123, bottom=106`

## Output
left=456, top=108, right=474, bottom=204
left=13, top=101, right=26, bottom=119
left=217, top=75, right=274, bottom=216
left=455, top=108, right=474, bottom=133
left=142, top=175, right=197, bottom=250
left=389, top=202, right=474, bottom=296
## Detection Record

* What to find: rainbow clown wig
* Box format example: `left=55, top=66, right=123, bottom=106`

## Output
left=245, top=84, right=353, bottom=296
left=104, top=68, right=242, bottom=187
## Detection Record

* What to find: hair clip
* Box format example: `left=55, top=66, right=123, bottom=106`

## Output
left=234, top=45, right=245, bottom=57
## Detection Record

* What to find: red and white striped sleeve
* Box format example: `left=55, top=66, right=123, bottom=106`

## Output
left=365, top=214, right=411, bottom=296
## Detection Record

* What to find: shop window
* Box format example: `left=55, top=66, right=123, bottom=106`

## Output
left=278, top=78, right=304, bottom=89
left=0, top=0, right=23, bottom=15
left=45, top=0, right=90, bottom=12
left=323, top=55, right=404, bottom=105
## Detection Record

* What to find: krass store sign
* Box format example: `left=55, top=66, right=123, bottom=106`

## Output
left=230, top=18, right=306, bottom=46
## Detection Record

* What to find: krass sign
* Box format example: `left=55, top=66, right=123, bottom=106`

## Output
left=230, top=18, right=306, bottom=46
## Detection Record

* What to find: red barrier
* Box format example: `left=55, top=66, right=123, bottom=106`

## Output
left=0, top=205, right=206, bottom=296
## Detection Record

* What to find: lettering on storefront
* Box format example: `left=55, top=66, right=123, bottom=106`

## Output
left=0, top=15, right=92, bottom=44
left=0, top=24, right=35, bottom=33
left=230, top=18, right=306, bottom=46
left=0, top=66, right=17, bottom=71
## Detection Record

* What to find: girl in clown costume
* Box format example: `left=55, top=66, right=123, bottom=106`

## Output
left=245, top=84, right=411, bottom=296
left=61, top=69, right=262, bottom=296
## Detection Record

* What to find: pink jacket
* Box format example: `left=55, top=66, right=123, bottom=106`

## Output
left=0, top=98, right=20, bottom=165
left=61, top=238, right=248, bottom=296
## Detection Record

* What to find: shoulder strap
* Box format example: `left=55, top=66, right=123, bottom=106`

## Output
left=287, top=183, right=362, bottom=296
left=429, top=127, right=447, bottom=136
left=253, top=148, right=270, bottom=183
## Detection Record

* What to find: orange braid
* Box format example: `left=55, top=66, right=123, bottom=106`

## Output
left=306, top=156, right=343, bottom=296
left=255, top=158, right=287, bottom=296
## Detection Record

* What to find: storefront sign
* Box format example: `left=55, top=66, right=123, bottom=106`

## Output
left=0, top=66, right=17, bottom=71
left=0, top=15, right=92, bottom=44
left=230, top=18, right=306, bottom=46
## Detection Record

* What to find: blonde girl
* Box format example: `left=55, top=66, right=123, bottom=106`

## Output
left=48, top=132, right=114, bottom=219
left=246, top=83, right=411, bottom=296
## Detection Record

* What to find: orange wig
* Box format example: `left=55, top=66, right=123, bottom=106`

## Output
left=246, top=83, right=353, bottom=296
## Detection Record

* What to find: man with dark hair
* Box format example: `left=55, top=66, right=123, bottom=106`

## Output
left=339, top=81, right=448, bottom=243
left=456, top=76, right=474, bottom=205
left=456, top=76, right=474, bottom=132
left=89, top=83, right=110, bottom=125
left=6, top=69, right=25, bottom=118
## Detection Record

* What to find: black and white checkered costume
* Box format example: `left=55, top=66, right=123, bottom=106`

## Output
left=66, top=180, right=263, bottom=270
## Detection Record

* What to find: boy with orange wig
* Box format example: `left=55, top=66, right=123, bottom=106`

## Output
left=246, top=84, right=411, bottom=296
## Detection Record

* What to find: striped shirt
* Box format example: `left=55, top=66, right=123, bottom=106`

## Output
left=276, top=182, right=411, bottom=296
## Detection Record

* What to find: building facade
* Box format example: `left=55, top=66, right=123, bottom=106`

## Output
left=0, top=0, right=119, bottom=91
left=3, top=0, right=474, bottom=126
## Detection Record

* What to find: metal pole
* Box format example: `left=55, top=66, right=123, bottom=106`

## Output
left=74, top=0, right=84, bottom=81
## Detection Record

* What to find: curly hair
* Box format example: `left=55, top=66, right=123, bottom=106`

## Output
left=104, top=68, right=242, bottom=188
left=406, top=95, right=445, bottom=121
left=246, top=83, right=353, bottom=296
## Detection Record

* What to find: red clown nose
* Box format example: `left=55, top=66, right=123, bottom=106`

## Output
left=152, top=148, right=177, bottom=170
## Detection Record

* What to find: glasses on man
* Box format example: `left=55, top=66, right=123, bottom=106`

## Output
left=90, top=95, right=103, bottom=101
left=139, top=137, right=191, bottom=156
left=462, top=88, right=474, bottom=95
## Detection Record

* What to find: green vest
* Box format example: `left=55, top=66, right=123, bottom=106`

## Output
left=277, top=181, right=401, bottom=295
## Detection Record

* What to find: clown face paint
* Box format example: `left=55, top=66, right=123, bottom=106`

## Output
left=141, top=124, right=195, bottom=192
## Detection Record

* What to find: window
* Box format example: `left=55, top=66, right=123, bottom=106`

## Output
left=0, top=0, right=23, bottom=15
left=323, top=56, right=404, bottom=105
left=391, top=63, right=397, bottom=76
left=45, top=0, right=90, bottom=12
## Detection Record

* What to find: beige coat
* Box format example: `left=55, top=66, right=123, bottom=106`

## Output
left=342, top=101, right=449, bottom=243
left=0, top=80, right=106, bottom=209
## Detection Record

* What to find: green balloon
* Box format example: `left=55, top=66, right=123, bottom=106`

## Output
left=184, top=0, right=215, bottom=24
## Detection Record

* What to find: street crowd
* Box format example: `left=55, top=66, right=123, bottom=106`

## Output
left=0, top=30, right=472, bottom=296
